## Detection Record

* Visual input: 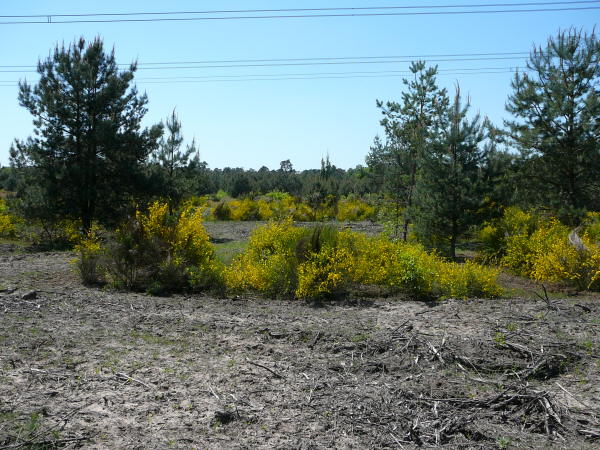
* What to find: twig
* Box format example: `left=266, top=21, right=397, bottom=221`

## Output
left=426, top=341, right=445, bottom=364
left=246, top=359, right=286, bottom=379
left=115, top=372, right=151, bottom=389
left=309, top=331, right=323, bottom=349
left=555, top=382, right=593, bottom=409
left=579, top=429, right=600, bottom=438
left=0, top=436, right=91, bottom=449
left=533, top=284, right=558, bottom=311
left=207, top=383, right=220, bottom=400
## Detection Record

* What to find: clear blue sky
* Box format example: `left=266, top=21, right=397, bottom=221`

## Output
left=0, top=1, right=597, bottom=170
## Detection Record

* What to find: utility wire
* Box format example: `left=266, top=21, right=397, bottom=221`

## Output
left=1, top=1, right=597, bottom=17
left=135, top=66, right=529, bottom=81
left=0, top=71, right=523, bottom=87
left=0, top=52, right=529, bottom=69
left=0, top=66, right=532, bottom=86
left=0, top=56, right=529, bottom=73
left=1, top=3, right=599, bottom=24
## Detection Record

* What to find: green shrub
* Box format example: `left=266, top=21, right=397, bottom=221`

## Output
left=213, top=201, right=232, bottom=221
left=0, top=198, right=20, bottom=238
left=224, top=219, right=304, bottom=297
left=225, top=221, right=502, bottom=300
left=92, top=202, right=222, bottom=293
left=480, top=208, right=600, bottom=290
left=74, top=229, right=103, bottom=285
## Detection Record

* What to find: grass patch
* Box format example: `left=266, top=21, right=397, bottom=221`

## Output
left=214, top=240, right=248, bottom=265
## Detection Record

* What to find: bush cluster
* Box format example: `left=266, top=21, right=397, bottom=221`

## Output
left=0, top=196, right=81, bottom=248
left=74, top=206, right=502, bottom=299
left=479, top=209, right=600, bottom=290
left=185, top=192, right=377, bottom=222
left=77, top=202, right=222, bottom=294
left=225, top=220, right=502, bottom=299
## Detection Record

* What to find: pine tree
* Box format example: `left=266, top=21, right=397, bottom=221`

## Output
left=413, top=86, right=486, bottom=259
left=10, top=37, right=162, bottom=231
left=368, top=61, right=447, bottom=240
left=505, top=28, right=600, bottom=222
left=152, top=109, right=196, bottom=210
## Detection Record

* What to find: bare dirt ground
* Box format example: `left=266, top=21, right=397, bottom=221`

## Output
left=1, top=223, right=599, bottom=449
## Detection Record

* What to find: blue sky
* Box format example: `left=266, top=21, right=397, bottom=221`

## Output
left=0, top=1, right=597, bottom=170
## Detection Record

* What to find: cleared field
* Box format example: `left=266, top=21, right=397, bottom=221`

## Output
left=0, top=224, right=599, bottom=449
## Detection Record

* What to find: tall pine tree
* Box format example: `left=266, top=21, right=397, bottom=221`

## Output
left=505, top=28, right=600, bottom=222
left=413, top=86, right=486, bottom=259
left=10, top=37, right=162, bottom=231
left=368, top=61, right=447, bottom=240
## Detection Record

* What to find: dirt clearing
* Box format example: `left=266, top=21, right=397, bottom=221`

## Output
left=1, top=226, right=599, bottom=449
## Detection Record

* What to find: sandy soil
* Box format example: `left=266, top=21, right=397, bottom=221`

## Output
left=1, top=226, right=599, bottom=449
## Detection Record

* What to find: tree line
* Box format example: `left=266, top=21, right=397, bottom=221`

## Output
left=2, top=29, right=599, bottom=259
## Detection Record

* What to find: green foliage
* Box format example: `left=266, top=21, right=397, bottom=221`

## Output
left=412, top=86, right=487, bottom=259
left=368, top=61, right=448, bottom=240
left=10, top=37, right=162, bottom=232
left=0, top=198, right=20, bottom=238
left=213, top=201, right=232, bottom=221
left=479, top=208, right=600, bottom=290
left=86, top=201, right=222, bottom=294
left=225, top=221, right=502, bottom=299
left=505, top=28, right=600, bottom=220
left=152, top=109, right=198, bottom=209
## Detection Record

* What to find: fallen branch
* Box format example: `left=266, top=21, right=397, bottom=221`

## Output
left=115, top=372, right=151, bottom=389
left=246, top=359, right=286, bottom=379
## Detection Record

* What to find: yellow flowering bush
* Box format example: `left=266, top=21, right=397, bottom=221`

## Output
left=478, top=207, right=540, bottom=263
left=296, top=245, right=354, bottom=298
left=254, top=193, right=316, bottom=221
left=435, top=260, right=502, bottom=299
left=292, top=202, right=316, bottom=222
left=28, top=218, right=85, bottom=250
left=582, top=212, right=600, bottom=242
left=208, top=193, right=317, bottom=222
left=488, top=208, right=600, bottom=290
left=257, top=199, right=274, bottom=220
left=224, top=219, right=304, bottom=297
left=353, top=237, right=501, bottom=298
left=336, top=197, right=376, bottom=222
left=0, top=198, right=20, bottom=237
left=74, top=228, right=103, bottom=285
left=353, top=237, right=437, bottom=296
left=229, top=198, right=260, bottom=221
left=200, top=193, right=380, bottom=223
left=226, top=221, right=502, bottom=299
left=100, top=201, right=222, bottom=293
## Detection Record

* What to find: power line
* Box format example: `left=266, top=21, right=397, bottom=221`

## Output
left=0, top=52, right=529, bottom=69
left=0, top=56, right=529, bottom=74
left=0, top=66, right=532, bottom=86
left=1, top=1, right=597, bottom=18
left=0, top=72, right=523, bottom=87
left=136, top=66, right=529, bottom=81
left=1, top=3, right=599, bottom=24
left=2, top=1, right=598, bottom=19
